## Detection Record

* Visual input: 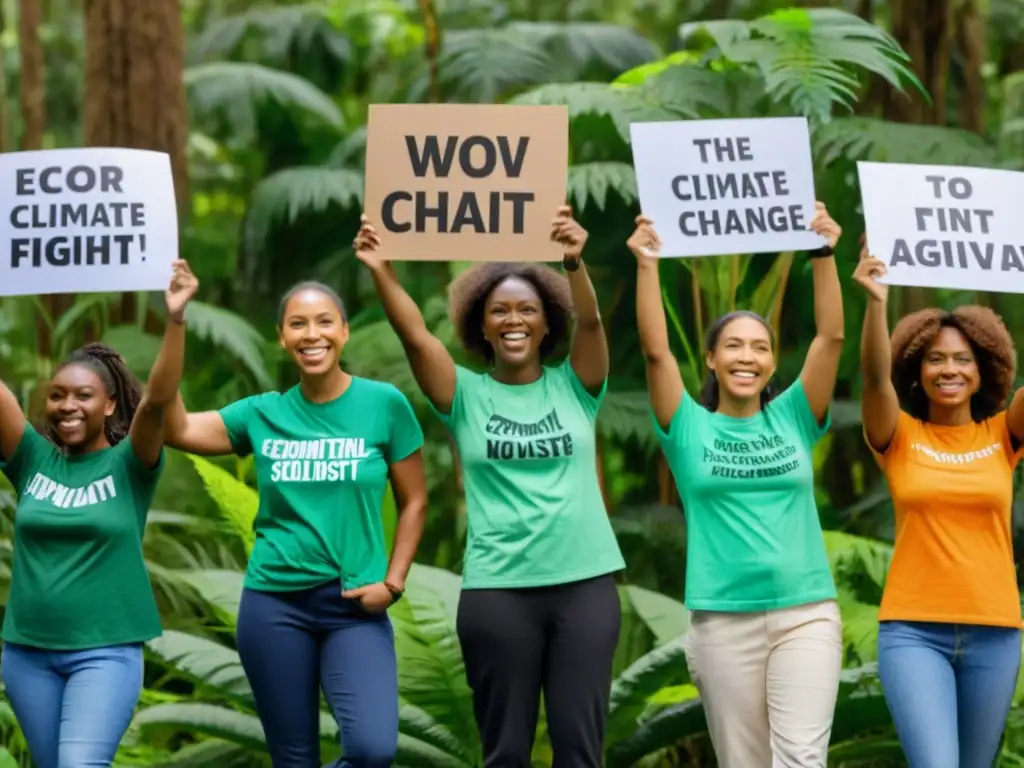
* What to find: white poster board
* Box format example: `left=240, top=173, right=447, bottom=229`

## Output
left=629, top=117, right=825, bottom=258
left=0, top=147, right=178, bottom=297
left=858, top=161, right=1024, bottom=294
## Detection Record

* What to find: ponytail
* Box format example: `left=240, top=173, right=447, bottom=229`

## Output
left=48, top=344, right=143, bottom=446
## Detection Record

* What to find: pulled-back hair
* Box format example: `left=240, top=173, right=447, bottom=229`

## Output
left=277, top=281, right=347, bottom=326
left=48, top=343, right=143, bottom=446
left=890, top=305, right=1016, bottom=422
left=700, top=310, right=780, bottom=412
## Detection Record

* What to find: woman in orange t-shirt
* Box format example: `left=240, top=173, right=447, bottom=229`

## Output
left=855, top=246, right=1024, bottom=767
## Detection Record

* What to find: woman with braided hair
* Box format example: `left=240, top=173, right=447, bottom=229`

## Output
left=0, top=260, right=199, bottom=768
left=855, top=246, right=1024, bottom=767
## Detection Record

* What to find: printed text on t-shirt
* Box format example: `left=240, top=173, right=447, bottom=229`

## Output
left=484, top=409, right=573, bottom=460
left=262, top=438, right=372, bottom=482
left=24, top=472, right=116, bottom=508
left=911, top=442, right=1002, bottom=465
left=701, top=434, right=800, bottom=479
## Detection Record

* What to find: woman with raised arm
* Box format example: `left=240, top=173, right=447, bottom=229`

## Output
left=162, top=278, right=427, bottom=767
left=354, top=205, right=625, bottom=768
left=0, top=261, right=197, bottom=768
left=855, top=247, right=1024, bottom=767
left=631, top=204, right=845, bottom=768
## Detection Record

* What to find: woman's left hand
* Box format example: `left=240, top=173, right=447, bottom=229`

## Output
left=552, top=205, right=588, bottom=268
left=166, top=259, right=199, bottom=322
left=809, top=201, right=842, bottom=250
left=342, top=582, right=395, bottom=613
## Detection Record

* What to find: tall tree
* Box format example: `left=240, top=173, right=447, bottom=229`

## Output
left=83, top=0, right=190, bottom=323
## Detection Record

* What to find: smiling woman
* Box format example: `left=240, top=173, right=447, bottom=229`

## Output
left=162, top=275, right=428, bottom=767
left=354, top=205, right=626, bottom=768
left=856, top=246, right=1024, bottom=767
left=0, top=260, right=197, bottom=768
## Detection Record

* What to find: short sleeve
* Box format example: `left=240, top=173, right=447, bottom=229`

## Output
left=765, top=380, right=830, bottom=448
left=557, top=359, right=607, bottom=420
left=117, top=437, right=165, bottom=499
left=652, top=388, right=698, bottom=454
left=1, top=426, right=54, bottom=493
left=864, top=410, right=912, bottom=469
left=993, top=410, right=1024, bottom=467
left=218, top=396, right=258, bottom=456
left=429, top=365, right=476, bottom=430
left=387, top=387, right=425, bottom=463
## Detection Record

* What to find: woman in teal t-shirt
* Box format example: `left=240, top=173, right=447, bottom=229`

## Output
left=0, top=261, right=197, bottom=768
left=353, top=206, right=626, bottom=767
left=162, top=278, right=427, bottom=767
left=631, top=205, right=846, bottom=768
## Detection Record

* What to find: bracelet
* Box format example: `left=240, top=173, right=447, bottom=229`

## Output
left=169, top=314, right=186, bottom=325
left=808, top=245, right=834, bottom=259
left=563, top=254, right=580, bottom=272
left=384, top=580, right=404, bottom=604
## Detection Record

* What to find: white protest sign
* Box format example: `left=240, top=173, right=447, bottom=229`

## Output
left=858, top=161, right=1024, bottom=294
left=629, top=117, right=825, bottom=259
left=0, top=147, right=178, bottom=297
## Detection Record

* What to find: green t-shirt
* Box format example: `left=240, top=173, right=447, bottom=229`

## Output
left=219, top=378, right=424, bottom=592
left=435, top=359, right=625, bottom=589
left=655, top=381, right=836, bottom=612
left=1, top=428, right=164, bottom=650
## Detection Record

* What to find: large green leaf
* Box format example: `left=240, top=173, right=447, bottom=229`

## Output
left=184, top=302, right=274, bottom=390
left=606, top=699, right=707, bottom=768
left=184, top=455, right=258, bottom=553
left=606, top=637, right=690, bottom=744
left=132, top=703, right=266, bottom=749
left=177, top=568, right=247, bottom=623
left=433, top=28, right=552, bottom=103
left=390, top=565, right=477, bottom=761
left=184, top=62, right=344, bottom=143
left=620, top=584, right=689, bottom=647
left=395, top=702, right=475, bottom=768
left=813, top=116, right=1001, bottom=167
left=149, top=739, right=255, bottom=767
left=567, top=162, right=637, bottom=213
left=99, top=326, right=162, bottom=379
left=146, top=630, right=251, bottom=701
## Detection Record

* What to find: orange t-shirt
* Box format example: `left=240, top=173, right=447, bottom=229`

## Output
left=873, top=410, right=1023, bottom=628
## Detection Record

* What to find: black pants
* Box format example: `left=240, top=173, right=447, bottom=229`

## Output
left=456, top=573, right=621, bottom=768
left=235, top=582, right=398, bottom=768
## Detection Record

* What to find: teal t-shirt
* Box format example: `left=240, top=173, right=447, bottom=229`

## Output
left=435, top=359, right=625, bottom=589
left=1, top=428, right=164, bottom=650
left=219, top=377, right=424, bottom=592
left=655, top=381, right=836, bottom=612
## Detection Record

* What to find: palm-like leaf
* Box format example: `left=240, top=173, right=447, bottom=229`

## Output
left=133, top=704, right=267, bottom=750
left=433, top=28, right=553, bottom=103
left=184, top=62, right=344, bottom=143
left=184, top=455, right=259, bottom=553
left=813, top=116, right=1000, bottom=167
left=688, top=8, right=924, bottom=124
left=243, top=167, right=364, bottom=260
left=507, top=21, right=658, bottom=77
left=597, top=390, right=657, bottom=448
left=567, top=162, right=637, bottom=213
left=184, top=302, right=275, bottom=390
left=146, top=630, right=252, bottom=701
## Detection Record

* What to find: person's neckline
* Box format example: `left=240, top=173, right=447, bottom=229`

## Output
left=293, top=375, right=360, bottom=407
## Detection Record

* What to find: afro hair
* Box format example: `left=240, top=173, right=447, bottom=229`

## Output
left=447, top=262, right=574, bottom=363
left=890, top=305, right=1017, bottom=422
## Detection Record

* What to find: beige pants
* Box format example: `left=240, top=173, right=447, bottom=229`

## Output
left=684, top=599, right=843, bottom=768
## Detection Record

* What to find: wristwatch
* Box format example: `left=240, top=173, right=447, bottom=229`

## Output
left=384, top=580, right=404, bottom=604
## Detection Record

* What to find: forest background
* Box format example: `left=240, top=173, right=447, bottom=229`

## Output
left=0, top=0, right=1023, bottom=765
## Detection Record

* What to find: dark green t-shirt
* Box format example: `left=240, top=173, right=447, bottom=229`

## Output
left=218, top=378, right=424, bottom=592
left=1, top=428, right=164, bottom=650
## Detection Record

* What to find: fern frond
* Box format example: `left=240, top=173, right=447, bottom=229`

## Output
left=243, top=167, right=364, bottom=258
left=813, top=117, right=999, bottom=167
left=435, top=28, right=553, bottom=103
left=567, top=162, right=637, bottom=213
left=184, top=301, right=274, bottom=390
left=510, top=82, right=679, bottom=144
left=184, top=62, right=344, bottom=143
left=508, top=21, right=658, bottom=77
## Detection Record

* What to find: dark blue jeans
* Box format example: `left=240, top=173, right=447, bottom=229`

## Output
left=0, top=641, right=143, bottom=768
left=235, top=582, right=398, bottom=767
left=878, top=620, right=1022, bottom=768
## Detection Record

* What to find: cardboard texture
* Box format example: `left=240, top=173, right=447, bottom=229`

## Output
left=364, top=103, right=569, bottom=262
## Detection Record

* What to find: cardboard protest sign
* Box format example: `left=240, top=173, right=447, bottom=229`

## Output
left=0, top=148, right=178, bottom=297
left=858, top=161, right=1024, bottom=294
left=363, top=104, right=568, bottom=262
left=629, top=117, right=825, bottom=258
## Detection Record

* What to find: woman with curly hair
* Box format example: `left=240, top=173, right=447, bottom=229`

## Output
left=354, top=206, right=625, bottom=767
left=0, top=261, right=197, bottom=767
left=630, top=203, right=846, bottom=768
left=855, top=247, right=1024, bottom=767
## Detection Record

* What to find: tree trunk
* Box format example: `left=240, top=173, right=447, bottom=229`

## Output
left=954, top=0, right=986, bottom=136
left=83, top=0, right=189, bottom=324
left=0, top=6, right=9, bottom=152
left=18, top=0, right=44, bottom=151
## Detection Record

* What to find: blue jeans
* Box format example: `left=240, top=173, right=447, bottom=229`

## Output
left=878, top=620, right=1021, bottom=767
left=235, top=581, right=398, bottom=767
left=0, top=642, right=143, bottom=768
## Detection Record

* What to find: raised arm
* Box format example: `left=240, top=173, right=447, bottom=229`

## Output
left=553, top=206, right=608, bottom=393
left=130, top=261, right=198, bottom=468
left=797, top=202, right=846, bottom=423
left=1009, top=387, right=1024, bottom=445
left=0, top=370, right=26, bottom=463
left=853, top=244, right=900, bottom=453
left=354, top=216, right=457, bottom=415
left=629, top=216, right=682, bottom=429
